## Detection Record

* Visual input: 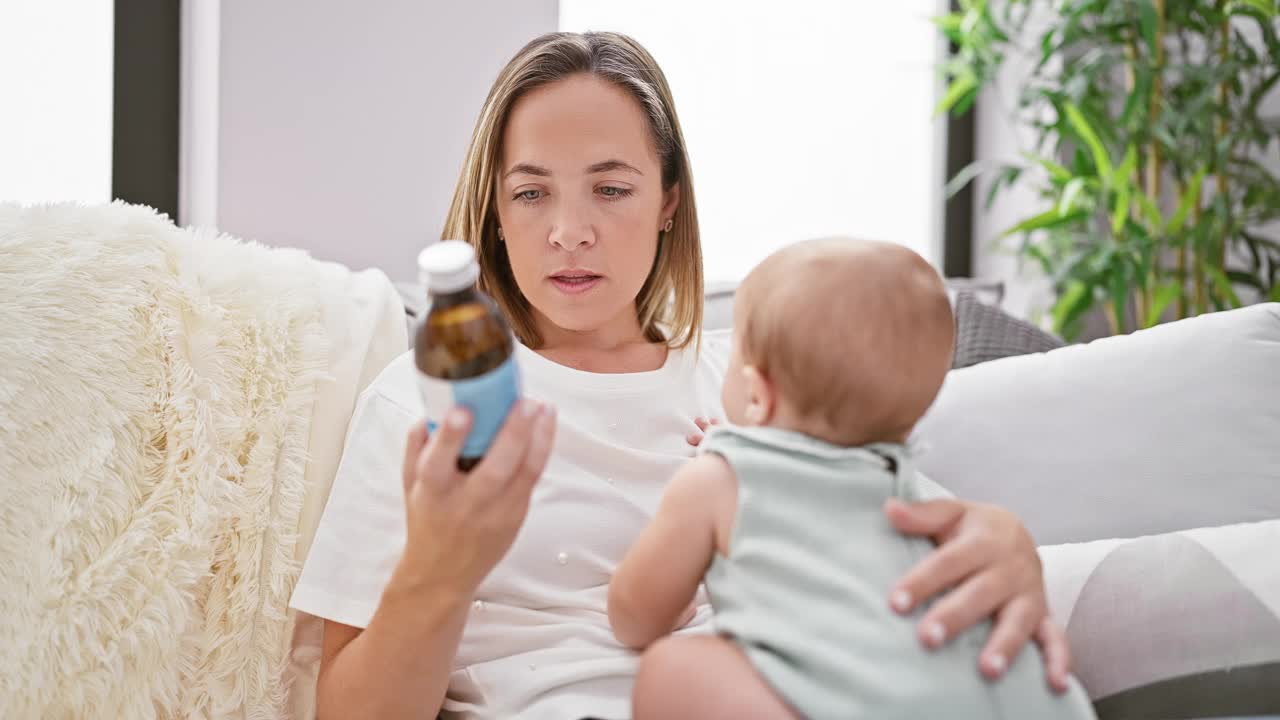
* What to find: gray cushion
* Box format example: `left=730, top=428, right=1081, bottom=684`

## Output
left=951, top=290, right=1064, bottom=368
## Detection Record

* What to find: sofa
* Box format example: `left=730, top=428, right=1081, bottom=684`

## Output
left=3, top=203, right=1277, bottom=718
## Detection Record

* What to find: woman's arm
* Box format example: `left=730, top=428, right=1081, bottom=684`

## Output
left=314, top=401, right=557, bottom=719
left=316, top=579, right=468, bottom=719
left=885, top=498, right=1072, bottom=692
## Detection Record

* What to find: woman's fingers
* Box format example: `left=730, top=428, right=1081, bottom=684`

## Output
left=914, top=566, right=1009, bottom=650
left=884, top=498, right=966, bottom=539
left=888, top=533, right=986, bottom=616
left=402, top=420, right=430, bottom=492
left=1033, top=617, right=1073, bottom=694
left=889, top=499, right=1054, bottom=682
left=975, top=595, right=1042, bottom=679
left=469, top=399, right=542, bottom=497
left=416, top=407, right=472, bottom=492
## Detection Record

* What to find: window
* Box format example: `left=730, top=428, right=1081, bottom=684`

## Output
left=560, top=1, right=945, bottom=284
left=0, top=1, right=114, bottom=204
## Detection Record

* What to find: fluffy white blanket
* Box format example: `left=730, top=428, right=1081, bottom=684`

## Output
left=0, top=202, right=330, bottom=719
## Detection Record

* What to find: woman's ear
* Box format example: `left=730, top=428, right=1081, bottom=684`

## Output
left=660, top=182, right=681, bottom=230
left=741, top=365, right=774, bottom=426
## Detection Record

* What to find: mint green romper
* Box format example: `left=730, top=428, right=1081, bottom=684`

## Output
left=701, top=426, right=1096, bottom=720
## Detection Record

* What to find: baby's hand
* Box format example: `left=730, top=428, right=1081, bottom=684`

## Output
left=685, top=417, right=721, bottom=447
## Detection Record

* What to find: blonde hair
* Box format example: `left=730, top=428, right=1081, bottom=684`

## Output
left=737, top=238, right=955, bottom=446
left=441, top=32, right=703, bottom=349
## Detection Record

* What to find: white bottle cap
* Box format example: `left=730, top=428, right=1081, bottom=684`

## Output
left=418, top=240, right=480, bottom=294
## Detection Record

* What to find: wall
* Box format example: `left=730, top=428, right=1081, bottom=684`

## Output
left=188, top=0, right=557, bottom=282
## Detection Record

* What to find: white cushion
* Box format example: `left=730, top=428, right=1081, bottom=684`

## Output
left=913, top=304, right=1280, bottom=545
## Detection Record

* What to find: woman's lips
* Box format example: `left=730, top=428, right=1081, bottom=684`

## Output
left=548, top=273, right=603, bottom=295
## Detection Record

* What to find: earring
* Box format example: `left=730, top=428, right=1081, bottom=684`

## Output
left=497, top=227, right=505, bottom=242
left=663, top=218, right=674, bottom=233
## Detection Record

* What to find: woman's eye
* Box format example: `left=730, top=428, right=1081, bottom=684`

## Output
left=598, top=186, right=633, bottom=199
left=515, top=189, right=543, bottom=203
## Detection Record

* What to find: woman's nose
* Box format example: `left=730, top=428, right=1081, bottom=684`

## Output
left=548, top=201, right=595, bottom=251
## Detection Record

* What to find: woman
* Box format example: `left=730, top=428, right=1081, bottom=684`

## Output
left=291, top=31, right=1070, bottom=720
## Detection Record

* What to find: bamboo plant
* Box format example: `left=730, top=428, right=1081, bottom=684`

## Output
left=940, top=0, right=1280, bottom=339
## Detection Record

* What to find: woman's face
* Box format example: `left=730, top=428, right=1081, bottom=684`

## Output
left=496, top=73, right=679, bottom=346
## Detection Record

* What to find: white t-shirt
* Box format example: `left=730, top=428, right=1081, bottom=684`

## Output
left=290, top=329, right=734, bottom=720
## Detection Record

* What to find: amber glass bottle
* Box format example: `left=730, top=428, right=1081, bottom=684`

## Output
left=415, top=240, right=520, bottom=471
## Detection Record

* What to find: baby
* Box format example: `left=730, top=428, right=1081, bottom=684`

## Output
left=607, top=238, right=1095, bottom=720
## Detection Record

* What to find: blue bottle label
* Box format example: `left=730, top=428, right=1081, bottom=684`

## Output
left=417, top=356, right=521, bottom=459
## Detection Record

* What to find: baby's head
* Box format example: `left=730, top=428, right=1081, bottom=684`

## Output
left=722, top=238, right=954, bottom=447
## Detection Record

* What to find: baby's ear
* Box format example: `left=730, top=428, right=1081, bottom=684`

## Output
left=742, top=365, right=774, bottom=426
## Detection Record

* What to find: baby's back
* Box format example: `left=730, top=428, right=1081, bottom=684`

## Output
left=701, top=426, right=1095, bottom=720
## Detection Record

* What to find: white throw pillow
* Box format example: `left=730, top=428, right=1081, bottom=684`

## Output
left=913, top=304, right=1280, bottom=545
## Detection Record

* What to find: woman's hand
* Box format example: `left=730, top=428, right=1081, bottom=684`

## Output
left=685, top=416, right=721, bottom=447
left=884, top=498, right=1072, bottom=693
left=395, top=400, right=558, bottom=598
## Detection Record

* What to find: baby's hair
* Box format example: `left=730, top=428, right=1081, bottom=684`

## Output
left=736, top=238, right=955, bottom=446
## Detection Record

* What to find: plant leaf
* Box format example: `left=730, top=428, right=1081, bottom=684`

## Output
left=1023, top=152, right=1074, bottom=185
left=1226, top=271, right=1265, bottom=290
left=1120, top=67, right=1153, bottom=129
left=1109, top=256, right=1132, bottom=334
left=1114, top=144, right=1139, bottom=186
left=1168, top=168, right=1208, bottom=234
left=1226, top=0, right=1276, bottom=18
left=1063, top=102, right=1114, bottom=181
left=1134, top=191, right=1163, bottom=230
left=1059, top=177, right=1087, bottom=216
left=960, top=6, right=982, bottom=36
left=983, top=165, right=1022, bottom=210
left=1024, top=243, right=1055, bottom=277
left=1024, top=152, right=1075, bottom=185
left=1139, top=1, right=1159, bottom=57
left=946, top=161, right=987, bottom=200
left=1000, top=208, right=1089, bottom=238
left=1207, top=266, right=1243, bottom=309
left=937, top=73, right=979, bottom=116
left=1052, top=280, right=1094, bottom=339
left=1111, top=145, right=1138, bottom=234
left=932, top=14, right=964, bottom=35
left=1111, top=189, right=1131, bottom=235
left=1145, top=282, right=1181, bottom=327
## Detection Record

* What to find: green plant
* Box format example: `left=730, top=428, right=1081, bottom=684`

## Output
left=940, top=0, right=1280, bottom=339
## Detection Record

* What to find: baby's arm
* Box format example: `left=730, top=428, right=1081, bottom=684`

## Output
left=608, top=453, right=736, bottom=650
